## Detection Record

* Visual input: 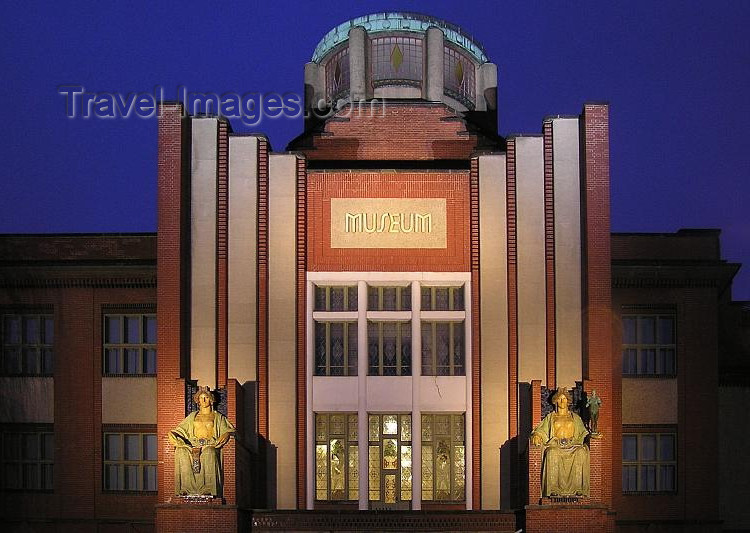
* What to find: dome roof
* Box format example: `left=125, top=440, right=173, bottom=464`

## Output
left=311, top=12, right=488, bottom=64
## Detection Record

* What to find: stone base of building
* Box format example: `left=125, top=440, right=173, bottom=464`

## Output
left=250, top=510, right=518, bottom=532
left=156, top=502, right=248, bottom=533
left=524, top=504, right=616, bottom=533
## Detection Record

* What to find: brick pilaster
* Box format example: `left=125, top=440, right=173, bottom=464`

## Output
left=543, top=121, right=556, bottom=389
left=470, top=157, right=481, bottom=508
left=155, top=103, right=190, bottom=508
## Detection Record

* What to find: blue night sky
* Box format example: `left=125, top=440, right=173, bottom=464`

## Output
left=0, top=1, right=748, bottom=299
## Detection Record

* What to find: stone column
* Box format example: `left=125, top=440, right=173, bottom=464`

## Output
left=425, top=27, right=445, bottom=102
left=349, top=26, right=367, bottom=103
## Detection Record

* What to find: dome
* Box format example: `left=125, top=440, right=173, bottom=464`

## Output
left=311, top=12, right=489, bottom=64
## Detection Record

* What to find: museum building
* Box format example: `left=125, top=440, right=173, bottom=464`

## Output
left=1, top=12, right=749, bottom=533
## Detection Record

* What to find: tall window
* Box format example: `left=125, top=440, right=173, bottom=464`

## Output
left=368, top=322, right=411, bottom=376
left=1, top=314, right=53, bottom=376
left=103, top=431, right=157, bottom=491
left=371, top=36, right=423, bottom=87
left=1, top=427, right=54, bottom=490
left=104, top=314, right=156, bottom=375
left=622, top=314, right=675, bottom=376
left=622, top=432, right=676, bottom=493
left=325, top=46, right=350, bottom=101
left=368, top=414, right=412, bottom=503
left=315, top=322, right=357, bottom=376
left=315, top=413, right=358, bottom=501
left=421, top=322, right=465, bottom=376
left=443, top=46, right=475, bottom=108
left=421, top=414, right=465, bottom=502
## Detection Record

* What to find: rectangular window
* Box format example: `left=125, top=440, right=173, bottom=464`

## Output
left=421, top=413, right=465, bottom=502
left=104, top=314, right=157, bottom=375
left=420, top=286, right=464, bottom=311
left=368, top=322, right=411, bottom=376
left=421, top=321, right=465, bottom=376
left=315, top=413, right=358, bottom=502
left=622, top=432, right=676, bottom=493
left=314, top=285, right=358, bottom=312
left=368, top=285, right=411, bottom=311
left=1, top=427, right=54, bottom=490
left=367, top=414, right=412, bottom=503
left=622, top=314, right=675, bottom=376
left=314, top=321, right=357, bottom=376
left=1, top=314, right=53, bottom=376
left=103, top=431, right=158, bottom=491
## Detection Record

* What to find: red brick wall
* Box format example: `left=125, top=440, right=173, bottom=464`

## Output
left=307, top=171, right=471, bottom=272
left=155, top=103, right=189, bottom=512
left=581, top=103, right=616, bottom=507
left=300, top=103, right=480, bottom=161
left=613, top=287, right=720, bottom=523
left=0, top=279, right=156, bottom=527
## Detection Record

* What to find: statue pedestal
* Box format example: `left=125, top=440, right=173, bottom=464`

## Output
left=156, top=500, right=247, bottom=533
left=526, top=437, right=615, bottom=532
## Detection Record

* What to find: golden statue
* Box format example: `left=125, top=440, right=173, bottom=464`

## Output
left=169, top=386, right=235, bottom=496
left=530, top=387, right=590, bottom=497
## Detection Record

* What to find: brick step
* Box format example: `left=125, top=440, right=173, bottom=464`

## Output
left=250, top=510, right=519, bottom=532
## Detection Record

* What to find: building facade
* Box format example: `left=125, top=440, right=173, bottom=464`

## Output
left=1, top=12, right=747, bottom=533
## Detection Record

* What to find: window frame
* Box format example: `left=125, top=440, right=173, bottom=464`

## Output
left=421, top=413, right=466, bottom=502
left=102, top=429, right=158, bottom=492
left=421, top=320, right=465, bottom=376
left=314, top=320, right=358, bottom=376
left=367, top=321, right=412, bottom=376
left=1, top=313, right=54, bottom=376
left=103, top=313, right=157, bottom=376
left=622, top=313, right=677, bottom=377
left=0, top=424, right=54, bottom=492
left=622, top=429, right=677, bottom=494
left=315, top=413, right=359, bottom=502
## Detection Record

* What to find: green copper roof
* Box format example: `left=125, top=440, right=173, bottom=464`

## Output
left=311, top=12, right=489, bottom=64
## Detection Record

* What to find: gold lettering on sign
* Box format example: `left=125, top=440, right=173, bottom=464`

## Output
left=331, top=198, right=447, bottom=249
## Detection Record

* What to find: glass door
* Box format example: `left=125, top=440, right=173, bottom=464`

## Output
left=368, top=414, right=412, bottom=509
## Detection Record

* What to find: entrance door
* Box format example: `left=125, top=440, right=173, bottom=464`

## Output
left=368, top=414, right=412, bottom=509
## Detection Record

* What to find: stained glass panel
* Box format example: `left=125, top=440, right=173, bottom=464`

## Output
left=400, top=415, right=411, bottom=441
left=422, top=444, right=433, bottom=500
left=369, top=415, right=380, bottom=441
left=348, top=446, right=359, bottom=500
left=383, top=415, right=398, bottom=435
left=383, top=438, right=398, bottom=470
left=316, top=444, right=328, bottom=500
left=369, top=445, right=380, bottom=501
left=384, top=474, right=397, bottom=504
left=453, top=445, right=465, bottom=500
left=401, top=445, right=412, bottom=501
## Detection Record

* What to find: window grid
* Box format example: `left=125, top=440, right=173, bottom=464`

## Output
left=314, top=285, right=358, bottom=312
left=1, top=428, right=54, bottom=491
left=443, top=46, right=475, bottom=107
left=103, top=314, right=157, bottom=375
left=368, top=322, right=411, bottom=376
left=367, top=414, right=413, bottom=503
left=1, top=314, right=53, bottom=376
left=421, top=413, right=465, bottom=502
left=103, top=432, right=157, bottom=491
left=421, top=321, right=465, bottom=376
left=622, top=314, right=676, bottom=376
left=420, top=286, right=464, bottom=311
left=315, top=321, right=358, bottom=376
left=622, top=432, right=676, bottom=493
left=371, top=36, right=423, bottom=87
left=315, top=413, right=358, bottom=501
left=325, top=46, right=350, bottom=101
left=367, top=285, right=411, bottom=311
